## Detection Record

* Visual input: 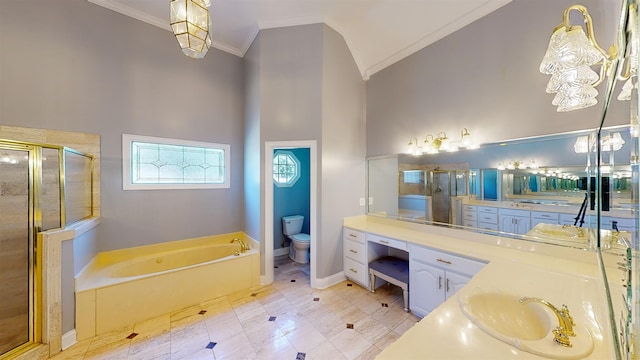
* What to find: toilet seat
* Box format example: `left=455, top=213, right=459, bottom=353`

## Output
left=290, top=233, right=310, bottom=242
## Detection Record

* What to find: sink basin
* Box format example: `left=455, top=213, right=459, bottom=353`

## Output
left=458, top=289, right=594, bottom=359
left=526, top=223, right=587, bottom=241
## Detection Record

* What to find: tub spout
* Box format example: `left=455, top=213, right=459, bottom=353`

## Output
left=231, top=238, right=249, bottom=252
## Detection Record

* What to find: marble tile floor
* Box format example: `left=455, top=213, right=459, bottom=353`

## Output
left=50, top=255, right=420, bottom=360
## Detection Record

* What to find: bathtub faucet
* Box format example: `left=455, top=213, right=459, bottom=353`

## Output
left=231, top=238, right=249, bottom=253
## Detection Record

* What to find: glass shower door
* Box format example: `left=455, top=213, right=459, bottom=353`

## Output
left=0, top=147, right=33, bottom=356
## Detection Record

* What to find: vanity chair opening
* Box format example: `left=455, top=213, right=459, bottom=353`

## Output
left=369, top=256, right=410, bottom=311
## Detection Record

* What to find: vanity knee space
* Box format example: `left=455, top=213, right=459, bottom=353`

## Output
left=343, top=226, right=486, bottom=317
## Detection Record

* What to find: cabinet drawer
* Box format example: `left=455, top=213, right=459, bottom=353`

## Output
left=463, top=211, right=477, bottom=221
left=462, top=205, right=476, bottom=212
left=477, top=213, right=497, bottom=224
left=478, top=222, right=499, bottom=231
left=343, top=238, right=367, bottom=263
left=408, top=245, right=486, bottom=277
left=478, top=206, right=497, bottom=214
left=343, top=227, right=365, bottom=244
left=344, top=256, right=368, bottom=287
left=559, top=214, right=578, bottom=225
left=462, top=219, right=478, bottom=228
left=531, top=211, right=559, bottom=221
left=367, top=234, right=407, bottom=251
left=498, top=209, right=529, bottom=217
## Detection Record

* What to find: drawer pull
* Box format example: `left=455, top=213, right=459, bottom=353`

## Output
left=380, top=240, right=389, bottom=244
left=436, top=258, right=452, bottom=265
left=350, top=268, right=358, bottom=273
left=349, top=234, right=357, bottom=238
left=349, top=249, right=358, bottom=254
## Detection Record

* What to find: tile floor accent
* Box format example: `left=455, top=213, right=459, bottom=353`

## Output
left=50, top=255, right=420, bottom=360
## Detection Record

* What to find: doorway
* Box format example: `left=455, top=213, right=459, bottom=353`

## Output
left=264, top=140, right=318, bottom=288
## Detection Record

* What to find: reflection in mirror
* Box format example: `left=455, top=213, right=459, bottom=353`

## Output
left=366, top=125, right=634, bottom=250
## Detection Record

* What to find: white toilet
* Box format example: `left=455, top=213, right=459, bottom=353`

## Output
left=282, top=215, right=311, bottom=264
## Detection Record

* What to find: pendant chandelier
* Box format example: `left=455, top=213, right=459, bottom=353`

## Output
left=170, top=0, right=212, bottom=59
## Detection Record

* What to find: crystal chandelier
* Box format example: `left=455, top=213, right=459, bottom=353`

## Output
left=539, top=5, right=617, bottom=112
left=170, top=0, right=212, bottom=59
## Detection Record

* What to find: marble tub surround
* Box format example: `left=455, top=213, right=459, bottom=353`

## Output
left=75, top=232, right=260, bottom=340
left=50, top=256, right=419, bottom=360
left=343, top=216, right=614, bottom=359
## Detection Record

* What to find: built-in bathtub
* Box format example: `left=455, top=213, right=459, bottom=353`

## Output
left=75, top=232, right=259, bottom=340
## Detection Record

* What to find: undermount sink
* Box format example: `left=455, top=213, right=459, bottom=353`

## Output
left=526, top=223, right=587, bottom=241
left=458, top=289, right=594, bottom=359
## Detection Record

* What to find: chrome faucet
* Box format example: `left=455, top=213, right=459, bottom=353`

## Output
left=519, top=297, right=575, bottom=347
left=231, top=238, right=249, bottom=253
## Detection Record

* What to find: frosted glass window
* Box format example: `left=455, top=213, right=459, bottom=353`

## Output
left=273, top=151, right=300, bottom=187
left=123, top=134, right=230, bottom=190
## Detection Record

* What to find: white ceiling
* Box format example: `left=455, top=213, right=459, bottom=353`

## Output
left=88, top=0, right=512, bottom=79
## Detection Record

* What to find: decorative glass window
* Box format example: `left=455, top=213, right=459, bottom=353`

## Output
left=273, top=150, right=300, bottom=187
left=122, top=134, right=230, bottom=190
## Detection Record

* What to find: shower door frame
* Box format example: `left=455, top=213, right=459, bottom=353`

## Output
left=0, top=141, right=42, bottom=359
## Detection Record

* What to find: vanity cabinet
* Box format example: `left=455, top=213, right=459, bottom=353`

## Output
left=408, top=244, right=486, bottom=318
left=499, top=209, right=531, bottom=234
left=343, top=227, right=368, bottom=287
left=477, top=206, right=498, bottom=231
left=461, top=205, right=477, bottom=228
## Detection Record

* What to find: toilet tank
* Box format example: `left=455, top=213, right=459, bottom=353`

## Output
left=282, top=215, right=304, bottom=235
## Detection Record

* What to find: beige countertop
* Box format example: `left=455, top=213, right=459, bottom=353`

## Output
left=463, top=198, right=634, bottom=219
left=343, top=215, right=616, bottom=360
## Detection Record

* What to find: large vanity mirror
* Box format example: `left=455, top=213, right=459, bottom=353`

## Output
left=367, top=125, right=634, bottom=249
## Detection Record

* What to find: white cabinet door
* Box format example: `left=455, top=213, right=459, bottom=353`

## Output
left=500, top=215, right=530, bottom=234
left=514, top=216, right=531, bottom=234
left=445, top=271, right=471, bottom=300
left=410, top=260, right=445, bottom=318
left=500, top=215, right=515, bottom=233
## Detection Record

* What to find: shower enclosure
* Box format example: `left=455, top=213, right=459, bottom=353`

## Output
left=0, top=141, right=92, bottom=359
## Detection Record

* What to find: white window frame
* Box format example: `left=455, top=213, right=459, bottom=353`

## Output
left=273, top=150, right=301, bottom=188
left=122, top=134, right=230, bottom=190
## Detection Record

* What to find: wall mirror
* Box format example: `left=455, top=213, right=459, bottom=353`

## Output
left=367, top=125, right=634, bottom=250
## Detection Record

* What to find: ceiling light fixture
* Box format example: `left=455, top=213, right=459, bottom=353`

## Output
left=539, top=5, right=627, bottom=112
left=170, top=0, right=212, bottom=59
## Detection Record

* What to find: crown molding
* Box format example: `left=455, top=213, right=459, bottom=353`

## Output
left=363, top=0, right=513, bottom=80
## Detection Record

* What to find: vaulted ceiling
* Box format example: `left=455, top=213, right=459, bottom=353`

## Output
left=88, top=0, right=512, bottom=79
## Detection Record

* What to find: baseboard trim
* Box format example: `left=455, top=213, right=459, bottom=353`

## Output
left=313, top=271, right=347, bottom=289
left=274, top=247, right=289, bottom=257
left=61, top=329, right=77, bottom=350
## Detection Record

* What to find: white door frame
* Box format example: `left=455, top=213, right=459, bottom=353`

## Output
left=264, top=140, right=318, bottom=288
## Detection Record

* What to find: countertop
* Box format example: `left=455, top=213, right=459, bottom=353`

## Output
left=463, top=198, right=634, bottom=219
left=343, top=215, right=616, bottom=360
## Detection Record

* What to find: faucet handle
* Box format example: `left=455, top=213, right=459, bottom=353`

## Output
left=552, top=327, right=573, bottom=347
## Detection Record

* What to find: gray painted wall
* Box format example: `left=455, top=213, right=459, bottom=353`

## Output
left=320, top=26, right=367, bottom=279
left=0, top=1, right=246, bottom=254
left=366, top=0, right=628, bottom=157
